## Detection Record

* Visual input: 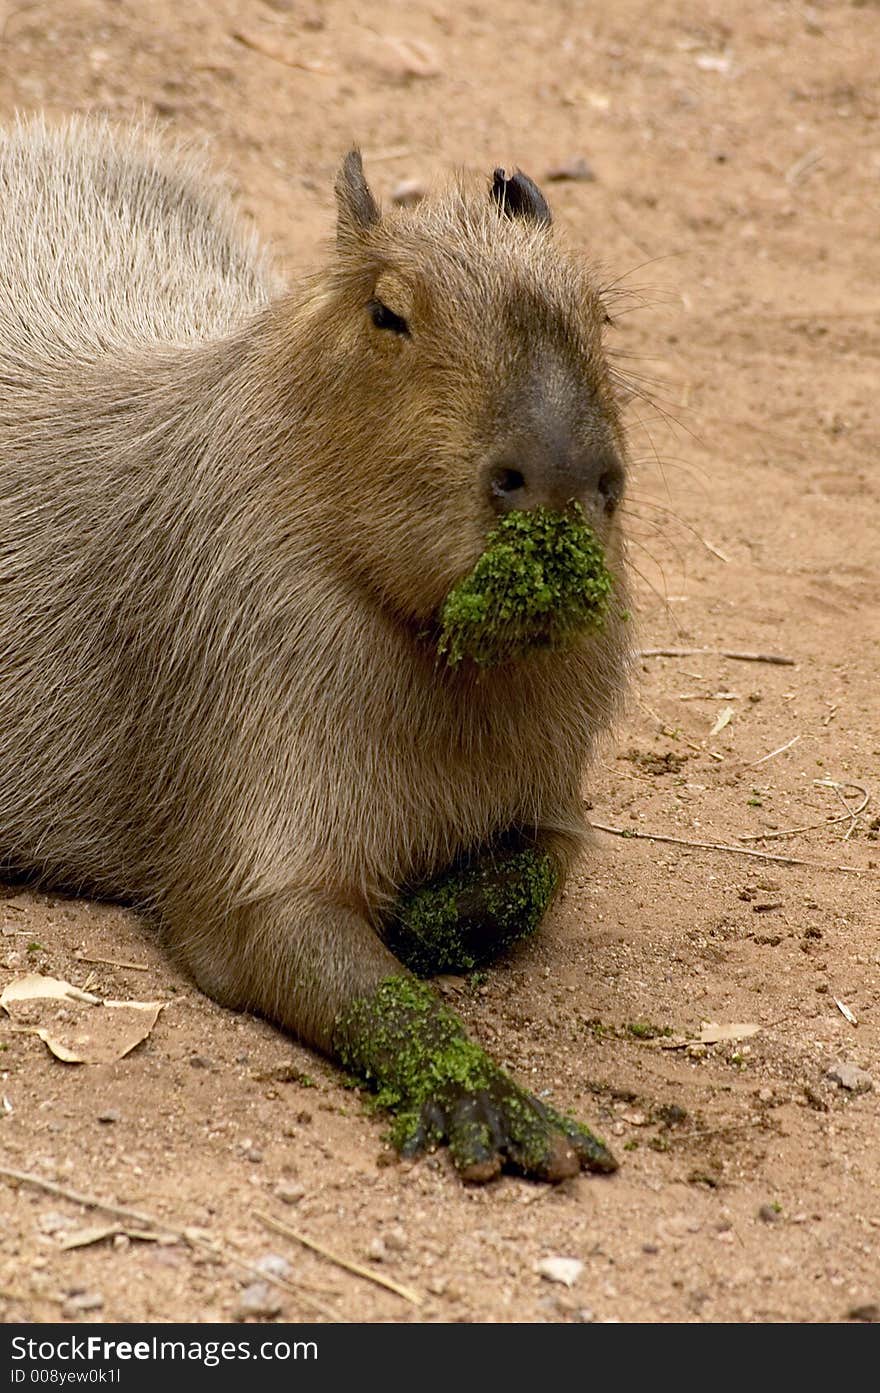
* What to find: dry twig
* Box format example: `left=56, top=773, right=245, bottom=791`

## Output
left=231, top=30, right=332, bottom=73
left=0, top=1166, right=170, bottom=1231
left=591, top=821, right=864, bottom=873
left=738, top=781, right=869, bottom=844
left=256, top=1210, right=421, bottom=1306
left=75, top=954, right=149, bottom=972
left=0, top=1166, right=340, bottom=1321
left=747, top=734, right=801, bottom=767
left=640, top=648, right=795, bottom=666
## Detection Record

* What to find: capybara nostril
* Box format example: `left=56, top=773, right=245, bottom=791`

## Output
left=489, top=465, right=527, bottom=507
left=597, top=462, right=624, bottom=514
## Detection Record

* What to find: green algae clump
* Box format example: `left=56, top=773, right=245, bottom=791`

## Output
left=388, top=846, right=558, bottom=978
left=334, top=975, right=497, bottom=1154
left=438, top=504, right=613, bottom=667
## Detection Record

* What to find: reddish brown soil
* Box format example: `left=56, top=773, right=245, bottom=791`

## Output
left=1, top=0, right=878, bottom=1325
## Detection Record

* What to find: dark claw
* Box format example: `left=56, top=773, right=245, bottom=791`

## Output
left=433, top=1077, right=617, bottom=1184
left=558, top=1115, right=619, bottom=1175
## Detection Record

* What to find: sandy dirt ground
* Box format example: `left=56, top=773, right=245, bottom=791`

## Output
left=1, top=0, right=878, bottom=1325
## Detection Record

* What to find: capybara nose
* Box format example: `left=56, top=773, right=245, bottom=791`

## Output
left=487, top=442, right=624, bottom=519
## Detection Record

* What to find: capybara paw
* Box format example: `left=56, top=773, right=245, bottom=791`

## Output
left=393, top=1074, right=617, bottom=1183
left=334, top=976, right=616, bottom=1185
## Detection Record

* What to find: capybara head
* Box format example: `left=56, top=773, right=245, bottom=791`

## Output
left=282, top=153, right=626, bottom=630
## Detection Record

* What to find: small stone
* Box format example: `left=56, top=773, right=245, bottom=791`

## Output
left=275, top=1182, right=305, bottom=1205
left=391, top=179, right=425, bottom=207
left=620, top=1109, right=648, bottom=1126
left=38, top=1211, right=76, bottom=1235
left=384, top=1226, right=407, bottom=1253
left=63, top=1291, right=103, bottom=1314
left=247, top=1148, right=263, bottom=1164
left=827, top=1061, right=873, bottom=1094
left=254, top=1253, right=291, bottom=1280
left=367, top=1236, right=387, bottom=1263
left=545, top=156, right=597, bottom=183
left=758, top=1204, right=781, bottom=1223
left=848, top=1303, right=880, bottom=1322
left=803, top=1084, right=828, bottom=1111
left=97, top=1109, right=120, bottom=1124
left=376, top=36, right=442, bottom=81
left=189, top=1054, right=212, bottom=1069
left=536, top=1256, right=583, bottom=1287
left=234, top=1281, right=282, bottom=1321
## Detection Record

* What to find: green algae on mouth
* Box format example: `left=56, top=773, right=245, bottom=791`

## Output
left=438, top=503, right=613, bottom=667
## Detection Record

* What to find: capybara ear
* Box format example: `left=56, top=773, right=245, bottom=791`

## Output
left=336, top=149, right=381, bottom=243
left=491, top=168, right=552, bottom=228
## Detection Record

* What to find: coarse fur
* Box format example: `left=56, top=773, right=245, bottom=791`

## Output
left=0, top=114, right=630, bottom=1058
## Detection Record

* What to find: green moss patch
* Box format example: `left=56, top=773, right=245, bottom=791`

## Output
left=387, top=846, right=558, bottom=977
left=438, top=504, right=613, bottom=667
left=334, top=976, right=497, bottom=1154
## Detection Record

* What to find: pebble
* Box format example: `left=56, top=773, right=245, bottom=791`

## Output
left=234, top=1281, right=282, bottom=1321
left=97, top=1109, right=120, bottom=1124
left=275, top=1181, right=305, bottom=1205
left=62, top=1291, right=103, bottom=1315
left=545, top=156, right=596, bottom=183
left=827, top=1061, right=873, bottom=1094
left=38, top=1211, right=76, bottom=1235
left=848, top=1303, right=879, bottom=1323
left=391, top=179, right=425, bottom=207
left=758, top=1204, right=782, bottom=1224
left=375, top=36, right=442, bottom=81
left=367, top=1236, right=387, bottom=1263
left=254, top=1253, right=291, bottom=1280
left=536, top=1256, right=583, bottom=1287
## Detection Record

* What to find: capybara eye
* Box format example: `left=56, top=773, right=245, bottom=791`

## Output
left=368, top=299, right=409, bottom=336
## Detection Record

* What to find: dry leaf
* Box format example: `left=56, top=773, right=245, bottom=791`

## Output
left=1, top=974, right=101, bottom=1007
left=60, top=1225, right=168, bottom=1250
left=536, top=1256, right=583, bottom=1287
left=699, top=1021, right=760, bottom=1044
left=1, top=973, right=163, bottom=1063
left=709, top=705, right=735, bottom=736
left=834, top=998, right=858, bottom=1025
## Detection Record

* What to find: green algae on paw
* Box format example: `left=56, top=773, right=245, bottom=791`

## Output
left=333, top=975, right=497, bottom=1153
left=332, top=974, right=617, bottom=1179
left=438, top=504, right=613, bottom=667
left=387, top=846, right=558, bottom=977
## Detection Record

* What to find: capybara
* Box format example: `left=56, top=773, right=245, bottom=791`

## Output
left=0, top=115, right=630, bottom=1182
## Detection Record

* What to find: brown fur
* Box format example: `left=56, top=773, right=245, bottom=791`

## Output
left=0, top=115, right=630, bottom=1054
